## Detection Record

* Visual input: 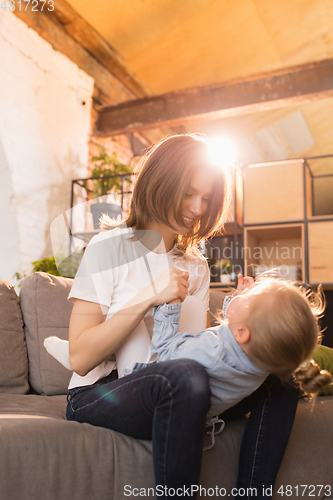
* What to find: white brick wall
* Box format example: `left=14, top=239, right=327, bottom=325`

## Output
left=0, top=11, right=94, bottom=283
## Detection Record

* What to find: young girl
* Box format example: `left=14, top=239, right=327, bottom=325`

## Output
left=148, top=277, right=332, bottom=419
left=46, top=134, right=302, bottom=500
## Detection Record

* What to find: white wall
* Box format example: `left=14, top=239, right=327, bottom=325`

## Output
left=0, top=11, right=94, bottom=282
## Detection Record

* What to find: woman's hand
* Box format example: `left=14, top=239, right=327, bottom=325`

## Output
left=150, top=267, right=189, bottom=306
left=68, top=268, right=189, bottom=376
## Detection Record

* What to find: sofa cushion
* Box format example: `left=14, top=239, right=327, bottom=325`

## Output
left=0, top=404, right=246, bottom=500
left=0, top=397, right=333, bottom=500
left=0, top=393, right=66, bottom=419
left=0, top=280, right=29, bottom=394
left=20, top=273, right=73, bottom=395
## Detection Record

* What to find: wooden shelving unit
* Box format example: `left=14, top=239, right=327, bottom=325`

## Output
left=244, top=223, right=304, bottom=279
left=242, top=155, right=333, bottom=287
left=242, top=159, right=306, bottom=281
left=308, top=219, right=333, bottom=285
left=240, top=154, right=333, bottom=347
left=243, top=159, right=305, bottom=225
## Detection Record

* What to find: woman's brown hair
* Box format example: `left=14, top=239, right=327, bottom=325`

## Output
left=102, top=134, right=231, bottom=257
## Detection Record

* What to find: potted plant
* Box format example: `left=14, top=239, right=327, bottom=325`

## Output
left=83, top=144, right=133, bottom=229
left=220, top=259, right=233, bottom=284
left=13, top=250, right=84, bottom=289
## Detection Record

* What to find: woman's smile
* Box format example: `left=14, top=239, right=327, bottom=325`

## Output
left=182, top=215, right=196, bottom=227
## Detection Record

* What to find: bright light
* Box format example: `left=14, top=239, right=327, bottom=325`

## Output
left=208, top=138, right=236, bottom=169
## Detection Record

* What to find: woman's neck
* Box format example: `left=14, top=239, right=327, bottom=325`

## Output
left=139, top=220, right=176, bottom=253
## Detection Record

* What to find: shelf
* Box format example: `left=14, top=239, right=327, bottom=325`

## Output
left=244, top=223, right=304, bottom=280
left=308, top=220, right=333, bottom=284
left=243, top=160, right=305, bottom=224
left=308, top=214, right=333, bottom=221
left=209, top=283, right=234, bottom=290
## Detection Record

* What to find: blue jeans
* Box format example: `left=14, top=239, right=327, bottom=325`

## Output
left=66, top=365, right=299, bottom=500
left=221, top=374, right=300, bottom=500
left=66, top=358, right=211, bottom=499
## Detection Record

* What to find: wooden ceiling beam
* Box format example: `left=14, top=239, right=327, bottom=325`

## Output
left=13, top=0, right=151, bottom=100
left=43, top=0, right=151, bottom=98
left=95, top=58, right=333, bottom=136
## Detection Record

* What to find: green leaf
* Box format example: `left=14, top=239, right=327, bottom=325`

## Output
left=82, top=143, right=133, bottom=200
left=94, top=143, right=107, bottom=160
left=91, top=165, right=102, bottom=177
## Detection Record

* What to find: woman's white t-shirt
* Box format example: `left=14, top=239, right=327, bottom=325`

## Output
left=67, top=224, right=210, bottom=389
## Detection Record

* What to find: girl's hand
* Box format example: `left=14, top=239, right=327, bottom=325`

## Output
left=150, top=267, right=189, bottom=307
left=233, top=274, right=254, bottom=296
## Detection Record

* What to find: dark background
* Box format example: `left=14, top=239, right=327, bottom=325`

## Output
left=321, top=290, right=333, bottom=348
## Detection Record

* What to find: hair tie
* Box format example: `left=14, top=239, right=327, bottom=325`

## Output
left=295, top=359, right=314, bottom=373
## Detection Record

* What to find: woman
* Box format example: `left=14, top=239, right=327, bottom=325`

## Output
left=64, top=134, right=298, bottom=499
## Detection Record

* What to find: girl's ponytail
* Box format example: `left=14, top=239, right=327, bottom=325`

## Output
left=294, top=360, right=332, bottom=395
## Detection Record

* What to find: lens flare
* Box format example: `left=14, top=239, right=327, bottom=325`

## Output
left=96, top=386, right=119, bottom=405
left=208, top=138, right=236, bottom=169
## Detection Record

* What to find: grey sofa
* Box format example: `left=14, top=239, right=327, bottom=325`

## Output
left=1, top=272, right=333, bottom=500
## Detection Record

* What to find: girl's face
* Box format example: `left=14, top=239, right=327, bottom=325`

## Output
left=169, top=167, right=214, bottom=235
left=225, top=294, right=249, bottom=333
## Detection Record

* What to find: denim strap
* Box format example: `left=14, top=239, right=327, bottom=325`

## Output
left=222, top=295, right=233, bottom=319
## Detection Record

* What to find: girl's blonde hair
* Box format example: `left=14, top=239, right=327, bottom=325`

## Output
left=101, top=134, right=231, bottom=257
left=242, top=279, right=332, bottom=394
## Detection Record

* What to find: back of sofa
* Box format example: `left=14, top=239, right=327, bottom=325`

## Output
left=0, top=280, right=29, bottom=394
left=1, top=272, right=227, bottom=397
left=20, top=272, right=74, bottom=396
left=0, top=273, right=75, bottom=396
